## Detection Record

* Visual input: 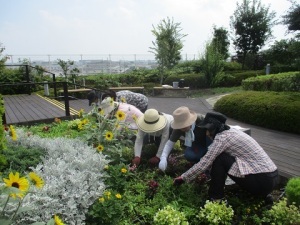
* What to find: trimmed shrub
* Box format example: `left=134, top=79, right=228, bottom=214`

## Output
left=242, top=71, right=300, bottom=92
left=213, top=70, right=264, bottom=87
left=214, top=91, right=300, bottom=134
left=285, top=177, right=300, bottom=207
left=164, top=73, right=208, bottom=89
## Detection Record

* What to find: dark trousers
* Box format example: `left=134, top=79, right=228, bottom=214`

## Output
left=208, top=152, right=278, bottom=199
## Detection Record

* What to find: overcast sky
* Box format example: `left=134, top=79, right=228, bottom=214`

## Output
left=0, top=0, right=296, bottom=60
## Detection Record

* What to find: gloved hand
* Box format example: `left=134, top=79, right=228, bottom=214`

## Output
left=132, top=156, right=141, bottom=166
left=158, top=157, right=168, bottom=171
left=173, top=176, right=184, bottom=186
left=148, top=156, right=160, bottom=165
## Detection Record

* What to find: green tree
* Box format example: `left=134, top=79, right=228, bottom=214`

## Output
left=57, top=59, right=80, bottom=81
left=282, top=0, right=300, bottom=37
left=201, top=40, right=224, bottom=86
left=230, top=0, right=276, bottom=68
left=149, top=17, right=187, bottom=84
left=263, top=38, right=300, bottom=65
left=212, top=26, right=230, bottom=60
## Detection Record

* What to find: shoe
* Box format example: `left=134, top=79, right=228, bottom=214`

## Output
left=265, top=194, right=274, bottom=206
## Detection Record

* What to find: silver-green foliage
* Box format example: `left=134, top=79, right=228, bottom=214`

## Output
left=6, top=129, right=109, bottom=225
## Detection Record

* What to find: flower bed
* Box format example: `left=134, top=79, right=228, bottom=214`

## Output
left=1, top=105, right=299, bottom=224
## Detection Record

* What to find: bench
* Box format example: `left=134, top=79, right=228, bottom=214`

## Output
left=109, top=86, right=144, bottom=94
left=58, top=88, right=92, bottom=94
left=152, top=87, right=190, bottom=98
left=58, top=88, right=92, bottom=99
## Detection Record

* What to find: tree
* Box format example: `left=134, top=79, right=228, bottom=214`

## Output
left=200, top=40, right=224, bottom=86
left=57, top=59, right=79, bottom=81
left=212, top=26, right=230, bottom=60
left=282, top=0, right=300, bottom=34
left=230, top=0, right=276, bottom=68
left=149, top=17, right=187, bottom=84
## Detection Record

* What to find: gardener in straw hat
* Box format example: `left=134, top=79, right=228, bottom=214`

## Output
left=97, top=96, right=143, bottom=130
left=173, top=112, right=278, bottom=203
left=132, top=108, right=173, bottom=166
left=159, top=106, right=215, bottom=172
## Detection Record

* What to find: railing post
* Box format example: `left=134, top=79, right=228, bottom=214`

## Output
left=25, top=65, right=31, bottom=95
left=63, top=82, right=70, bottom=116
left=52, top=73, right=57, bottom=98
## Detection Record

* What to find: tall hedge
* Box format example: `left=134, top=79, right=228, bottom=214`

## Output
left=214, top=91, right=300, bottom=134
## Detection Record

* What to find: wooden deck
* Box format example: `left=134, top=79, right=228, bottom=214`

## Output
left=2, top=94, right=300, bottom=179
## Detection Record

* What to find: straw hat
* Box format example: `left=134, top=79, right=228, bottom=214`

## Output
left=137, top=109, right=167, bottom=133
left=171, top=106, right=197, bottom=129
left=98, top=97, right=116, bottom=115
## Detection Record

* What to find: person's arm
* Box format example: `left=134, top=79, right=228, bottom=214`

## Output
left=158, top=140, right=175, bottom=171
left=156, top=126, right=171, bottom=158
left=181, top=133, right=227, bottom=182
left=134, top=130, right=144, bottom=157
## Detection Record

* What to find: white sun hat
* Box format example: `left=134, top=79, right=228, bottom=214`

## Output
left=136, top=109, right=167, bottom=133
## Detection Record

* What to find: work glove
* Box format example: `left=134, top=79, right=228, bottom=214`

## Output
left=173, top=176, right=184, bottom=186
left=132, top=156, right=141, bottom=166
left=158, top=157, right=168, bottom=171
left=148, top=156, right=160, bottom=165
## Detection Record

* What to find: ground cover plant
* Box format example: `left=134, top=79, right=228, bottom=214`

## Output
left=1, top=106, right=299, bottom=224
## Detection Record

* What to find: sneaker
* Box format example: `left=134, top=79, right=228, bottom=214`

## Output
left=265, top=194, right=274, bottom=206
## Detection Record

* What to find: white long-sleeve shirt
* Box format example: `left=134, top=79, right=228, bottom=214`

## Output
left=134, top=113, right=173, bottom=158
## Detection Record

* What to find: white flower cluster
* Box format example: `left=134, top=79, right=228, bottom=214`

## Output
left=9, top=129, right=110, bottom=225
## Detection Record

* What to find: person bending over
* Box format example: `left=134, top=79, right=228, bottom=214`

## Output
left=173, top=112, right=278, bottom=203
left=132, top=109, right=173, bottom=167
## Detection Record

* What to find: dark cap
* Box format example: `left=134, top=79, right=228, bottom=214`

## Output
left=198, top=112, right=227, bottom=129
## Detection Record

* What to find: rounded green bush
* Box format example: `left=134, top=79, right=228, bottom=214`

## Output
left=285, top=177, right=300, bottom=207
left=214, top=91, right=300, bottom=134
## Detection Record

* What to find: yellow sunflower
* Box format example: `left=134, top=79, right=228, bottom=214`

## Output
left=104, top=191, right=111, bottom=199
left=9, top=125, right=17, bottom=141
left=115, top=110, right=126, bottom=121
left=29, top=172, right=44, bottom=189
left=96, top=144, right=104, bottom=152
left=121, top=168, right=127, bottom=173
left=54, top=215, right=65, bottom=225
left=3, top=172, right=29, bottom=192
left=115, top=193, right=122, bottom=199
left=105, top=131, right=114, bottom=141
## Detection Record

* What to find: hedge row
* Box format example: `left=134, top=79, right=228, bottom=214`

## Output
left=212, top=70, right=265, bottom=87
left=242, top=71, right=300, bottom=92
left=164, top=73, right=208, bottom=89
left=214, top=91, right=300, bottom=134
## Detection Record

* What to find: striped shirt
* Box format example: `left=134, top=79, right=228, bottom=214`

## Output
left=182, top=128, right=277, bottom=182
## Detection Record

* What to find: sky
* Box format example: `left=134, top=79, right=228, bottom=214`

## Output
left=0, top=0, right=297, bottom=61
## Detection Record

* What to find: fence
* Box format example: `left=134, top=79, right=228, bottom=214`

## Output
left=4, top=54, right=199, bottom=76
